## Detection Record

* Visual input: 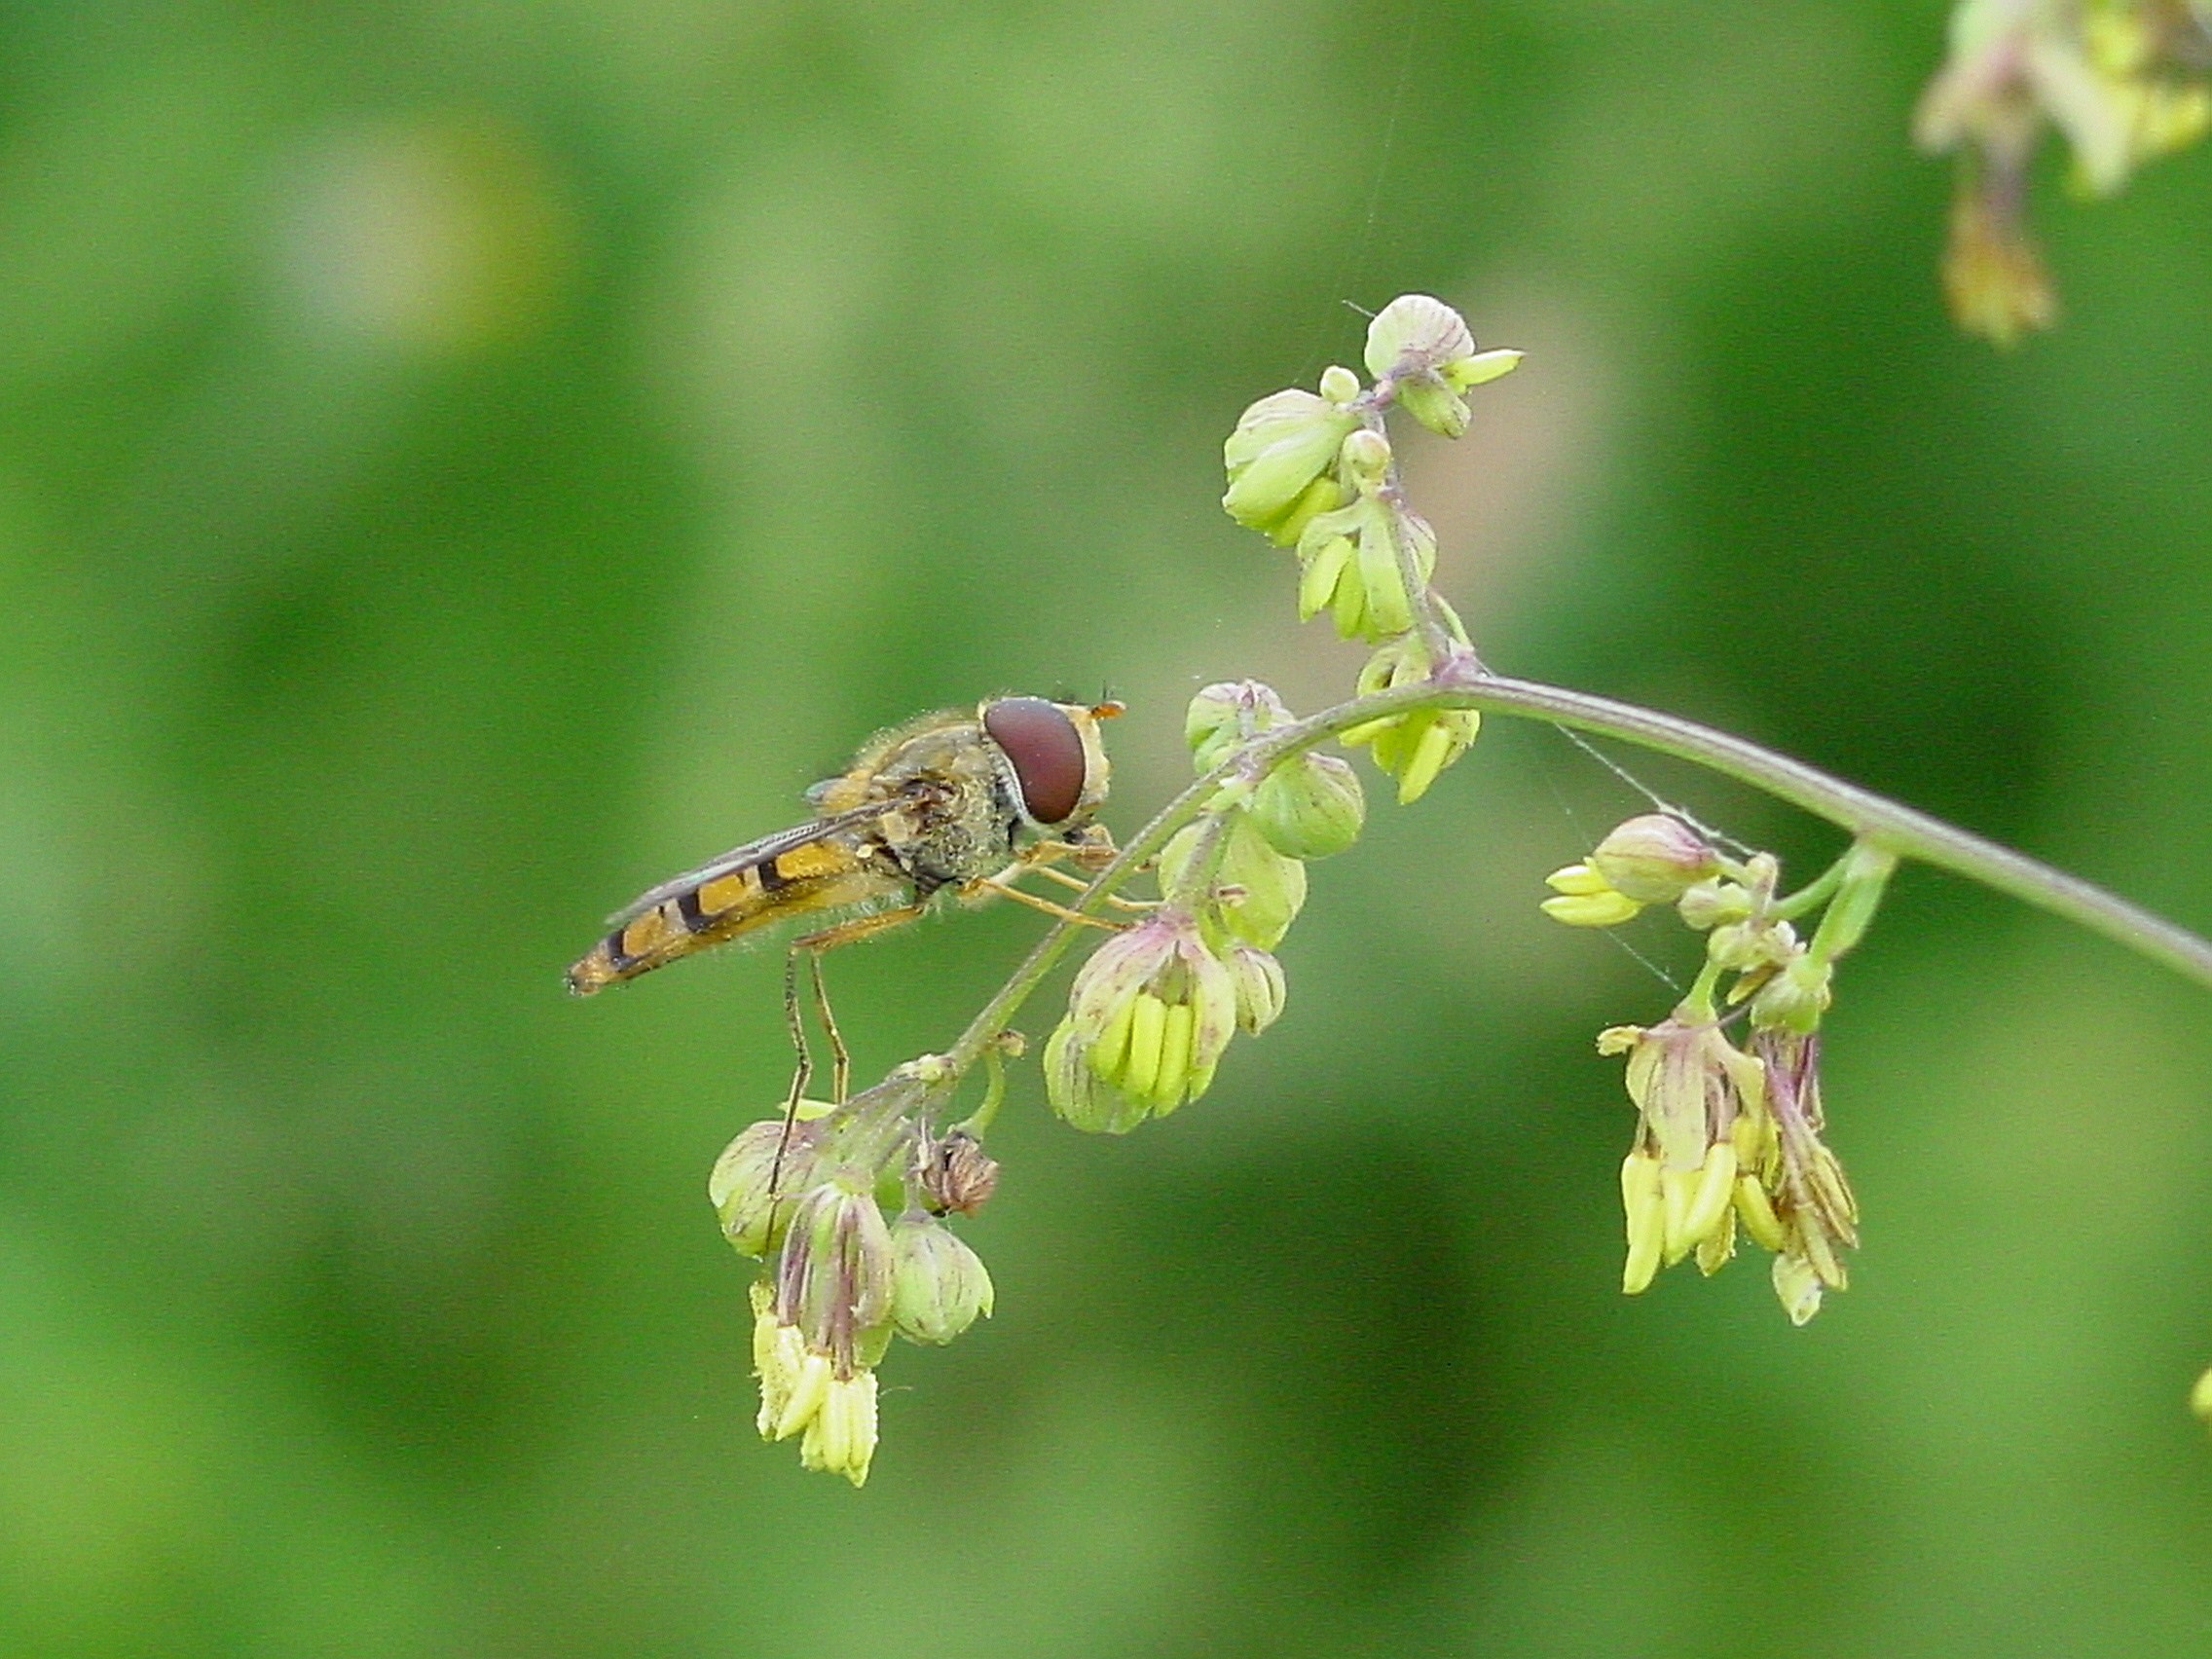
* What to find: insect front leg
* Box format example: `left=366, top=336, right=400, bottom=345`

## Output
left=1022, top=862, right=1161, bottom=911
left=963, top=870, right=1128, bottom=930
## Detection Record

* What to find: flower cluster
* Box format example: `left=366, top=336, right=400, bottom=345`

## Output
left=1044, top=681, right=1349, bottom=1133
left=1222, top=294, right=1518, bottom=802
left=1546, top=820, right=1895, bottom=1322
left=1915, top=0, right=2212, bottom=346
left=709, top=1071, right=997, bottom=1484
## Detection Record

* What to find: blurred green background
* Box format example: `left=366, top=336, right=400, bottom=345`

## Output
left=4, top=1, right=2212, bottom=1654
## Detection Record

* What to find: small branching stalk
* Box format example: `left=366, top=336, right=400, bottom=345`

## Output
left=718, top=293, right=2212, bottom=1483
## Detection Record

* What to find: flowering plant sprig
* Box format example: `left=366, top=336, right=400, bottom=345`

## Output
left=709, top=294, right=2212, bottom=1483
left=1547, top=823, right=1894, bottom=1321
left=1916, top=0, right=2212, bottom=346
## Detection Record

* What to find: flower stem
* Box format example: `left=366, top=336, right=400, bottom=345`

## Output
left=1427, top=663, right=2212, bottom=988
left=940, top=666, right=2212, bottom=1090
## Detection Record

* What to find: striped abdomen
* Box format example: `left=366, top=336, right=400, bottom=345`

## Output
left=566, top=838, right=894, bottom=994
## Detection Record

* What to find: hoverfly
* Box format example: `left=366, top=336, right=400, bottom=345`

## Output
left=568, top=695, right=1122, bottom=1100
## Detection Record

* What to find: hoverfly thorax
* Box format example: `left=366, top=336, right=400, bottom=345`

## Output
left=979, top=696, right=1117, bottom=831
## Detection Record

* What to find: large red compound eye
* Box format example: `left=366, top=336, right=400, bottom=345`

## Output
left=983, top=697, right=1087, bottom=826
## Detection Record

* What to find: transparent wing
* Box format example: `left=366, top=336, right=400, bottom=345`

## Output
left=604, top=797, right=905, bottom=929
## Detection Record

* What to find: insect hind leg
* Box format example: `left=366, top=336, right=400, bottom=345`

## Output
left=767, top=902, right=931, bottom=1225
left=803, top=949, right=849, bottom=1107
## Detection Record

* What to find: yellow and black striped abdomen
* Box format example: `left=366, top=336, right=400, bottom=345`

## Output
left=566, top=839, right=895, bottom=994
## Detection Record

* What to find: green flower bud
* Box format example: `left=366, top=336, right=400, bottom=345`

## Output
left=1589, top=814, right=1720, bottom=904
left=1223, top=389, right=1358, bottom=535
left=1185, top=680, right=1291, bottom=772
left=1251, top=752, right=1365, bottom=859
left=1225, top=943, right=1286, bottom=1033
left=888, top=1213, right=994, bottom=1345
left=709, top=1107, right=828, bottom=1257
left=1750, top=954, right=1832, bottom=1034
left=1340, top=426, right=1392, bottom=480
left=1209, top=816, right=1307, bottom=948
left=1317, top=363, right=1362, bottom=404
left=1677, top=877, right=1749, bottom=931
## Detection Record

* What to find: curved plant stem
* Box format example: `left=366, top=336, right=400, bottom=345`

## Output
left=939, top=667, right=2212, bottom=1088
left=1430, top=664, right=2212, bottom=987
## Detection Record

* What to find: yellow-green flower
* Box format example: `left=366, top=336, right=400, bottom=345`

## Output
left=750, top=1280, right=880, bottom=1488
left=1049, top=909, right=1240, bottom=1127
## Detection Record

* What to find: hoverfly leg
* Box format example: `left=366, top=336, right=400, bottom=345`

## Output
left=803, top=948, right=850, bottom=1106
left=763, top=902, right=931, bottom=1218
left=766, top=946, right=818, bottom=1244
left=968, top=874, right=1128, bottom=930
left=1024, top=863, right=1161, bottom=911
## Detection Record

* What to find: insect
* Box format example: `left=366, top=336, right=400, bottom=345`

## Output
left=567, top=695, right=1123, bottom=1103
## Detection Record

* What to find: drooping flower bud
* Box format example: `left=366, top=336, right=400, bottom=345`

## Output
left=1223, top=943, right=1286, bottom=1034
left=1052, top=908, right=1241, bottom=1126
left=888, top=1213, right=994, bottom=1345
left=1185, top=680, right=1292, bottom=772
left=1251, top=751, right=1365, bottom=860
left=1588, top=814, right=1719, bottom=904
left=709, top=1109, right=826, bottom=1257
left=1676, top=876, right=1751, bottom=932
left=1340, top=636, right=1478, bottom=803
left=1161, top=816, right=1307, bottom=948
left=775, top=1181, right=896, bottom=1375
left=1222, top=388, right=1359, bottom=536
